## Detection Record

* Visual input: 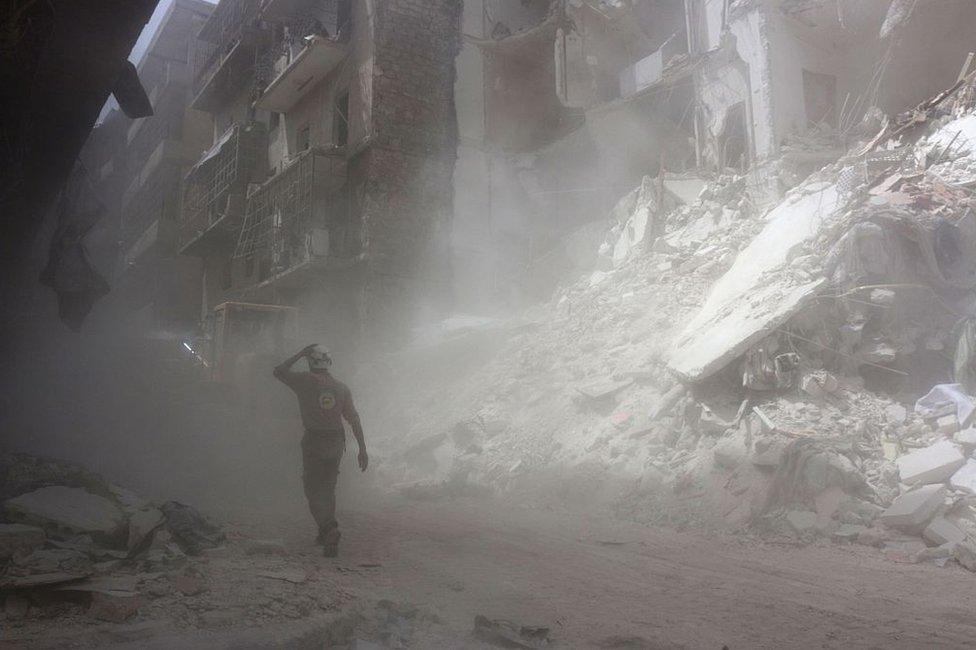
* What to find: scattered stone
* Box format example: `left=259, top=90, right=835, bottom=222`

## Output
left=936, top=414, right=961, bottom=436
left=4, top=594, right=29, bottom=621
left=833, top=524, right=867, bottom=541
left=895, top=440, right=965, bottom=486
left=713, top=435, right=748, bottom=469
left=786, top=510, right=818, bottom=535
left=950, top=458, right=976, bottom=495
left=956, top=428, right=976, bottom=447
left=88, top=592, right=143, bottom=623
left=127, top=507, right=165, bottom=553
left=953, top=541, right=976, bottom=572
left=160, top=501, right=224, bottom=555
left=4, top=486, right=125, bottom=541
left=170, top=574, right=208, bottom=596
left=880, top=484, right=946, bottom=531
left=923, top=517, right=967, bottom=546
left=0, top=523, right=45, bottom=559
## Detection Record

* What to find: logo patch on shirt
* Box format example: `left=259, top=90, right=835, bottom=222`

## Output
left=318, top=391, right=337, bottom=410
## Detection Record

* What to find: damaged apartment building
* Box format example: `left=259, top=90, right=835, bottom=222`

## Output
left=451, top=0, right=976, bottom=308
left=81, top=0, right=214, bottom=334
left=177, top=0, right=461, bottom=349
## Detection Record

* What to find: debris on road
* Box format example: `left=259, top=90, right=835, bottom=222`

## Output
left=474, top=614, right=551, bottom=648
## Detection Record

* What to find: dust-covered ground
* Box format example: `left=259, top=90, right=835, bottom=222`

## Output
left=6, top=492, right=976, bottom=649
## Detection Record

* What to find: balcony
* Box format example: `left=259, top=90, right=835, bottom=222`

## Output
left=120, top=163, right=183, bottom=267
left=179, top=122, right=268, bottom=256
left=190, top=0, right=265, bottom=112
left=255, top=34, right=348, bottom=112
left=233, top=145, right=359, bottom=297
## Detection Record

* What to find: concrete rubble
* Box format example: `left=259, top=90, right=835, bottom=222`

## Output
left=361, top=70, right=976, bottom=575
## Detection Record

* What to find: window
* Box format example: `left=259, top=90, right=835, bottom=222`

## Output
left=297, top=123, right=310, bottom=152
left=803, top=69, right=837, bottom=128
left=269, top=111, right=280, bottom=131
left=333, top=92, right=349, bottom=147
left=337, top=0, right=352, bottom=37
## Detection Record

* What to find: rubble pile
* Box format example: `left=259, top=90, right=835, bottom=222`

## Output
left=363, top=72, right=976, bottom=571
left=0, top=452, right=346, bottom=637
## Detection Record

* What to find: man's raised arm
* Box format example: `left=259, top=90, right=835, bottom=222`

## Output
left=273, top=344, right=316, bottom=383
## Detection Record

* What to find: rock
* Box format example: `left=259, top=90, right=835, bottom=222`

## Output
left=0, top=523, right=45, bottom=559
left=923, top=517, right=966, bottom=546
left=855, top=527, right=886, bottom=547
left=950, top=459, right=976, bottom=495
left=127, top=508, right=165, bottom=553
left=244, top=539, right=287, bottom=556
left=786, top=510, right=818, bottom=535
left=160, top=501, right=224, bottom=555
left=800, top=375, right=824, bottom=398
left=4, top=486, right=125, bottom=542
left=956, top=428, right=976, bottom=447
left=936, top=414, right=961, bottom=436
left=4, top=594, right=29, bottom=621
left=895, top=440, right=965, bottom=486
left=14, top=548, right=93, bottom=574
left=833, top=524, right=867, bottom=541
left=88, top=592, right=143, bottom=623
left=886, top=404, right=908, bottom=424
left=915, top=542, right=956, bottom=563
left=880, top=484, right=946, bottom=531
left=953, top=541, right=976, bottom=572
left=170, top=574, right=208, bottom=596
left=713, top=436, right=748, bottom=469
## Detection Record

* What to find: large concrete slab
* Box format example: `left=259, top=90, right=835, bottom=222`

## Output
left=895, top=440, right=965, bottom=486
left=4, top=487, right=124, bottom=540
left=669, top=180, right=842, bottom=382
left=880, top=484, right=946, bottom=531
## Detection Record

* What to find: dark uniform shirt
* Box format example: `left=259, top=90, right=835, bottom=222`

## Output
left=275, top=370, right=356, bottom=432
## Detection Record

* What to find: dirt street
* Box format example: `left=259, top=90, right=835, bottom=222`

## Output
left=263, top=496, right=976, bottom=649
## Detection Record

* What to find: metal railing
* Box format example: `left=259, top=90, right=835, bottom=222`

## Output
left=180, top=122, right=268, bottom=250
left=192, top=0, right=263, bottom=97
left=235, top=147, right=348, bottom=281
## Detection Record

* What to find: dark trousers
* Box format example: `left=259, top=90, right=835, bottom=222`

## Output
left=301, top=430, right=345, bottom=534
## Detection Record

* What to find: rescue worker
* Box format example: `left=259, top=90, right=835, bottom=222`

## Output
left=273, top=344, right=367, bottom=557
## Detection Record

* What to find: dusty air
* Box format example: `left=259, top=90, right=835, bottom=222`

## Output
left=4, top=0, right=976, bottom=647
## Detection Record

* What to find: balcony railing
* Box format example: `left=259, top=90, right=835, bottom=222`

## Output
left=233, top=146, right=352, bottom=290
left=179, top=122, right=269, bottom=255
left=191, top=0, right=265, bottom=112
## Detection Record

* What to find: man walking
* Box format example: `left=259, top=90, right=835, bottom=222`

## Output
left=273, top=344, right=367, bottom=556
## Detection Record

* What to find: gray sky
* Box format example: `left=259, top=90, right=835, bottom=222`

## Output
left=98, top=0, right=217, bottom=122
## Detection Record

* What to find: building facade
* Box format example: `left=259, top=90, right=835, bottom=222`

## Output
left=83, top=0, right=215, bottom=334
left=179, top=0, right=462, bottom=351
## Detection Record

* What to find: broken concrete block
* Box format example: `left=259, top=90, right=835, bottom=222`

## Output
left=880, top=484, right=946, bottom=531
left=127, top=508, right=165, bottom=553
left=0, top=523, right=45, bottom=559
left=895, top=440, right=965, bottom=485
left=950, top=459, right=976, bottom=495
left=833, top=524, right=867, bottom=542
left=870, top=288, right=896, bottom=306
left=713, top=436, right=748, bottom=469
left=955, top=428, right=976, bottom=447
left=923, top=517, right=966, bottom=546
left=800, top=375, right=824, bottom=398
left=88, top=592, right=143, bottom=623
left=786, top=510, right=818, bottom=535
left=953, top=541, right=976, bottom=572
left=936, top=414, right=961, bottom=436
left=4, top=487, right=124, bottom=542
left=886, top=404, right=908, bottom=424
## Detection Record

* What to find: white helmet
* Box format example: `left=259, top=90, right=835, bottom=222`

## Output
left=307, top=345, right=333, bottom=371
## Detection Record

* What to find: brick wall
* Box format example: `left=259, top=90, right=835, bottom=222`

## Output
left=360, top=0, right=462, bottom=343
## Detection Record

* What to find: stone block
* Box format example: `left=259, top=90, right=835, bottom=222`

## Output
left=4, top=487, right=124, bottom=541
left=0, top=523, right=45, bottom=559
left=786, top=510, right=818, bottom=534
left=833, top=524, right=867, bottom=541
left=936, top=414, right=961, bottom=436
left=955, top=428, right=976, bottom=447
left=923, top=517, right=966, bottom=546
left=895, top=440, right=965, bottom=485
left=880, top=484, right=945, bottom=530
left=950, top=459, right=976, bottom=495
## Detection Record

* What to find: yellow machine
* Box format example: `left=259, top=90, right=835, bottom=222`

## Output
left=210, top=301, right=299, bottom=387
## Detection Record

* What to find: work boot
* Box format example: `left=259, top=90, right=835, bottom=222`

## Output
left=319, top=525, right=340, bottom=557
